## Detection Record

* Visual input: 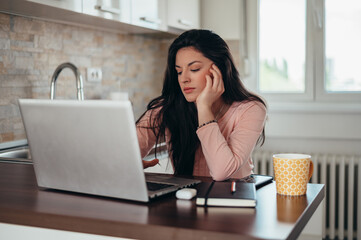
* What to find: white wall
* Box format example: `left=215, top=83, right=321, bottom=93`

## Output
left=260, top=103, right=361, bottom=155
left=200, top=0, right=241, bottom=40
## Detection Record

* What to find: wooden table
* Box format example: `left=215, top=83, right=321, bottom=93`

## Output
left=0, top=162, right=324, bottom=240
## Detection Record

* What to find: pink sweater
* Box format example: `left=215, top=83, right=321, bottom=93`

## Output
left=137, top=101, right=267, bottom=181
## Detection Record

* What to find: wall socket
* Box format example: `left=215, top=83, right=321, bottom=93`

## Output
left=87, top=68, right=102, bottom=82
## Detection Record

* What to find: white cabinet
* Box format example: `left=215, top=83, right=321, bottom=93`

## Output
left=167, top=0, right=200, bottom=30
left=131, top=0, right=166, bottom=31
left=27, top=0, right=82, bottom=12
left=82, top=0, right=131, bottom=23
left=18, top=0, right=192, bottom=36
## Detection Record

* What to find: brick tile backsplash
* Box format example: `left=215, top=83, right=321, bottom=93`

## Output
left=0, top=12, right=170, bottom=143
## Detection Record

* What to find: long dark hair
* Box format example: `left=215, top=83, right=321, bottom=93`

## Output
left=136, top=29, right=266, bottom=176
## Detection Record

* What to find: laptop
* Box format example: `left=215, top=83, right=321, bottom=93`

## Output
left=18, top=99, right=200, bottom=202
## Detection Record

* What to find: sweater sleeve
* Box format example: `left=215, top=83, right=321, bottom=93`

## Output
left=196, top=102, right=266, bottom=181
left=136, top=110, right=159, bottom=158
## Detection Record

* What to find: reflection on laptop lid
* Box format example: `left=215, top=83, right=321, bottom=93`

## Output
left=18, top=99, right=200, bottom=202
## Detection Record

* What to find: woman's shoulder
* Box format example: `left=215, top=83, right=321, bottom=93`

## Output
left=224, top=100, right=266, bottom=126
left=218, top=100, right=266, bottom=130
left=230, top=100, right=267, bottom=114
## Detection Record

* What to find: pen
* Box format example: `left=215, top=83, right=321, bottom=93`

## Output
left=231, top=181, right=236, bottom=193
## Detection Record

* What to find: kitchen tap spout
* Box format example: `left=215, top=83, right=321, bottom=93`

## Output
left=50, top=62, right=84, bottom=100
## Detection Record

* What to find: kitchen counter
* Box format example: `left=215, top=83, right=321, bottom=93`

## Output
left=0, top=162, right=325, bottom=240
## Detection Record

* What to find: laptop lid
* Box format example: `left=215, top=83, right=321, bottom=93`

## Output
left=18, top=99, right=198, bottom=202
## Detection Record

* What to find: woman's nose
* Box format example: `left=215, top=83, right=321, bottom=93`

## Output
left=180, top=72, right=190, bottom=83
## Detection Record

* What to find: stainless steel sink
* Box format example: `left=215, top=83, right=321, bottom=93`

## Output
left=0, top=147, right=32, bottom=164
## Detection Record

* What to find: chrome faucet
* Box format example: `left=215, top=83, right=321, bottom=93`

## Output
left=50, top=62, right=84, bottom=100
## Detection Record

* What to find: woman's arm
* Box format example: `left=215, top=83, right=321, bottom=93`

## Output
left=196, top=102, right=266, bottom=181
left=136, top=110, right=159, bottom=159
left=136, top=110, right=161, bottom=169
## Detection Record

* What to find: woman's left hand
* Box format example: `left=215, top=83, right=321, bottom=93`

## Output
left=196, top=64, right=225, bottom=108
left=142, top=159, right=159, bottom=169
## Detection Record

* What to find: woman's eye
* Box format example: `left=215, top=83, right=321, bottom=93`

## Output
left=191, top=69, right=200, bottom=72
left=177, top=71, right=182, bottom=75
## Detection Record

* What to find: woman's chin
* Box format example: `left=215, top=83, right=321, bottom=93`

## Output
left=184, top=97, right=197, bottom=103
left=182, top=92, right=198, bottom=103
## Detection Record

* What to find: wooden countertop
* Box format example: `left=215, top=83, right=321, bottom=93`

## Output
left=0, top=162, right=324, bottom=240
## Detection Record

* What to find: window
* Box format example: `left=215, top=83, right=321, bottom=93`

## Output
left=244, top=0, right=361, bottom=102
left=324, top=0, right=361, bottom=92
left=259, top=0, right=306, bottom=93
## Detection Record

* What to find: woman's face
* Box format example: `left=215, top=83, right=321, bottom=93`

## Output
left=175, top=47, right=213, bottom=102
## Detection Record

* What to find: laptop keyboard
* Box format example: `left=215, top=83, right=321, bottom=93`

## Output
left=146, top=182, right=174, bottom=191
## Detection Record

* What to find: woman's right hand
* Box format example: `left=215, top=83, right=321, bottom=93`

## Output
left=142, top=159, right=159, bottom=169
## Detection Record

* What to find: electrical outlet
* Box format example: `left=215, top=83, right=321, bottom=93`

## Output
left=87, top=68, right=102, bottom=82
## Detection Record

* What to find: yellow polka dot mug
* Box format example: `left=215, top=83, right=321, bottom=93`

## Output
left=273, top=153, right=313, bottom=196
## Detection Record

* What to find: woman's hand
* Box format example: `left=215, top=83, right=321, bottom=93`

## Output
left=196, top=64, right=225, bottom=125
left=196, top=64, right=225, bottom=108
left=142, top=159, right=159, bottom=169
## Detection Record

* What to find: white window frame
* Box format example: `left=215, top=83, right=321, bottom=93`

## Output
left=241, top=0, right=361, bottom=105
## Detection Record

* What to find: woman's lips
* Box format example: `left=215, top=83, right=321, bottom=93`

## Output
left=183, top=87, right=195, bottom=94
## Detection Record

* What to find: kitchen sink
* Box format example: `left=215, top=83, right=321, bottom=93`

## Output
left=0, top=147, right=32, bottom=164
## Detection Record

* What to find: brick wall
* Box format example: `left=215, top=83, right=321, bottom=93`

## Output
left=0, top=12, right=170, bottom=143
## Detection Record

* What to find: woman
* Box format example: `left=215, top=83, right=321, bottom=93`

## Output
left=136, top=29, right=266, bottom=181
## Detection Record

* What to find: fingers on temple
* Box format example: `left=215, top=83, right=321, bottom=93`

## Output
left=205, top=74, right=213, bottom=89
left=210, top=65, right=223, bottom=90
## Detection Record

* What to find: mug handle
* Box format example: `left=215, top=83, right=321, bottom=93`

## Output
left=308, top=160, right=314, bottom=181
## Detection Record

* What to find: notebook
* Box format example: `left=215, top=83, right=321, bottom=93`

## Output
left=195, top=175, right=273, bottom=207
left=196, top=181, right=256, bottom=207
left=18, top=99, right=200, bottom=202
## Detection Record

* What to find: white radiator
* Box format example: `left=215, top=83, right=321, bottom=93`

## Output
left=252, top=151, right=361, bottom=240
